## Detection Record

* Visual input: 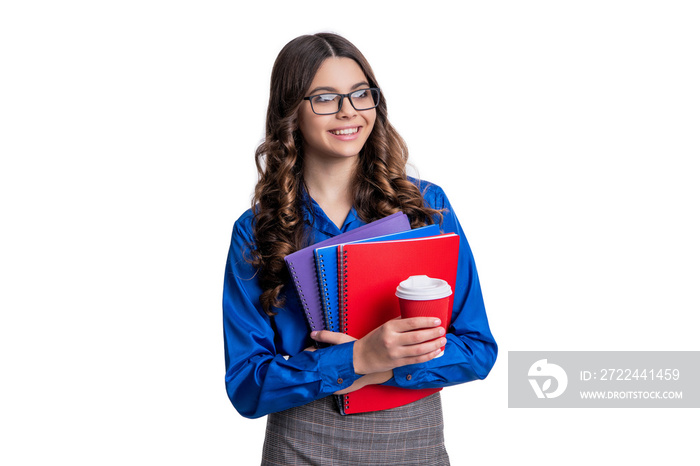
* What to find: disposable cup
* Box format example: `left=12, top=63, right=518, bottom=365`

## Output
left=395, top=275, right=452, bottom=356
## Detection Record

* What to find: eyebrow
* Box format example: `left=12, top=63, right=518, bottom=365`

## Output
left=307, top=81, right=370, bottom=95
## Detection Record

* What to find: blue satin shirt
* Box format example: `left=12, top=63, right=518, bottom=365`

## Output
left=223, top=180, right=497, bottom=419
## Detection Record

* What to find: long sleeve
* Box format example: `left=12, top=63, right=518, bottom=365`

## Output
left=222, top=211, right=362, bottom=419
left=385, top=182, right=498, bottom=389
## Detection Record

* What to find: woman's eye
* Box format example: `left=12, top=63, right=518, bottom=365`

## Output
left=351, top=90, right=369, bottom=99
left=313, top=94, right=337, bottom=103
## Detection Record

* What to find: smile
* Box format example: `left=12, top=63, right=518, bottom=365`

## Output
left=329, top=127, right=360, bottom=136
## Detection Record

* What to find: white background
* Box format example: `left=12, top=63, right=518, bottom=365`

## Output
left=1, top=1, right=698, bottom=464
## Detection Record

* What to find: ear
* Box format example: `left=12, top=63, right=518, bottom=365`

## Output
left=292, top=115, right=303, bottom=141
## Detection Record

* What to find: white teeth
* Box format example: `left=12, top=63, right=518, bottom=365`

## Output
left=330, top=127, right=359, bottom=135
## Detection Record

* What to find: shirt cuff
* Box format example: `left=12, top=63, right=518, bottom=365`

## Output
left=317, top=341, right=361, bottom=393
left=386, top=364, right=425, bottom=388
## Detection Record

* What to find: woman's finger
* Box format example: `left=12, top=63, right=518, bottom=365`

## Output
left=389, top=316, right=443, bottom=333
left=396, top=326, right=446, bottom=346
left=310, top=330, right=357, bottom=345
left=395, top=337, right=447, bottom=359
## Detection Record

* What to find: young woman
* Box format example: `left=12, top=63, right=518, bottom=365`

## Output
left=223, top=32, right=497, bottom=464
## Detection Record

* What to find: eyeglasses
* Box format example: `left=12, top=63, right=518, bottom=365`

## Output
left=302, top=88, right=381, bottom=115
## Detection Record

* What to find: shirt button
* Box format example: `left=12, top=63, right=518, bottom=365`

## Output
left=406, top=374, right=412, bottom=381
left=337, top=378, right=343, bottom=384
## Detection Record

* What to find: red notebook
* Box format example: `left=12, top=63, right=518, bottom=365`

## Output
left=338, top=233, right=460, bottom=414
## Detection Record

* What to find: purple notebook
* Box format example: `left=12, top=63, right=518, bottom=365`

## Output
left=284, top=212, right=410, bottom=331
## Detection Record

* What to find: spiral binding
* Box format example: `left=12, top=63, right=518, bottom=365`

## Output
left=288, top=263, right=314, bottom=329
left=340, top=248, right=351, bottom=412
left=339, top=249, right=349, bottom=334
left=316, top=253, right=333, bottom=330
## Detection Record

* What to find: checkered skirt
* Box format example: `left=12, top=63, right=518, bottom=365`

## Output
left=261, top=392, right=449, bottom=465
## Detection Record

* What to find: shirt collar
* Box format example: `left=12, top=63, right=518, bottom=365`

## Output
left=300, top=187, right=365, bottom=238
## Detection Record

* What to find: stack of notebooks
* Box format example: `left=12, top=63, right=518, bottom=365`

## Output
left=284, top=212, right=460, bottom=414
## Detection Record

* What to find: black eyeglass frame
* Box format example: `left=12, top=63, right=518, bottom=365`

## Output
left=302, top=88, right=381, bottom=115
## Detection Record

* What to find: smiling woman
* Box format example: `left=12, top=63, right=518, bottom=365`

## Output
left=222, top=32, right=497, bottom=465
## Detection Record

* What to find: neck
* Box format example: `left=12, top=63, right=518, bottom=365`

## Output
left=303, top=157, right=357, bottom=228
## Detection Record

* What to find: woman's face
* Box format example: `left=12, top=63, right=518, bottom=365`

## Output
left=297, top=57, right=377, bottom=164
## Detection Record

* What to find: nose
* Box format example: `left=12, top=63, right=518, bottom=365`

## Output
left=336, top=96, right=357, bottom=118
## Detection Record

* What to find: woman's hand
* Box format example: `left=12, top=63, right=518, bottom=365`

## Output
left=352, top=317, right=446, bottom=375
left=309, top=329, right=392, bottom=394
left=311, top=317, right=446, bottom=375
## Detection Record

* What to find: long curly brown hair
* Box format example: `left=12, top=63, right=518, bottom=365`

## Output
left=251, top=33, right=442, bottom=315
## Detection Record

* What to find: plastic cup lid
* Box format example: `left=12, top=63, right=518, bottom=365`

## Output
left=395, top=275, right=452, bottom=300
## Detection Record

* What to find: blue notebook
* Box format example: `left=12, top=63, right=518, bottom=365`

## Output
left=314, top=224, right=441, bottom=332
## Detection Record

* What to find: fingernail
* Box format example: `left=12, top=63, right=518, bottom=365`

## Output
left=310, top=331, right=318, bottom=338
left=437, top=327, right=445, bottom=336
left=433, top=319, right=441, bottom=326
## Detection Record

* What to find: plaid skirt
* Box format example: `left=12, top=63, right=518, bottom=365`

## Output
left=261, top=392, right=449, bottom=465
